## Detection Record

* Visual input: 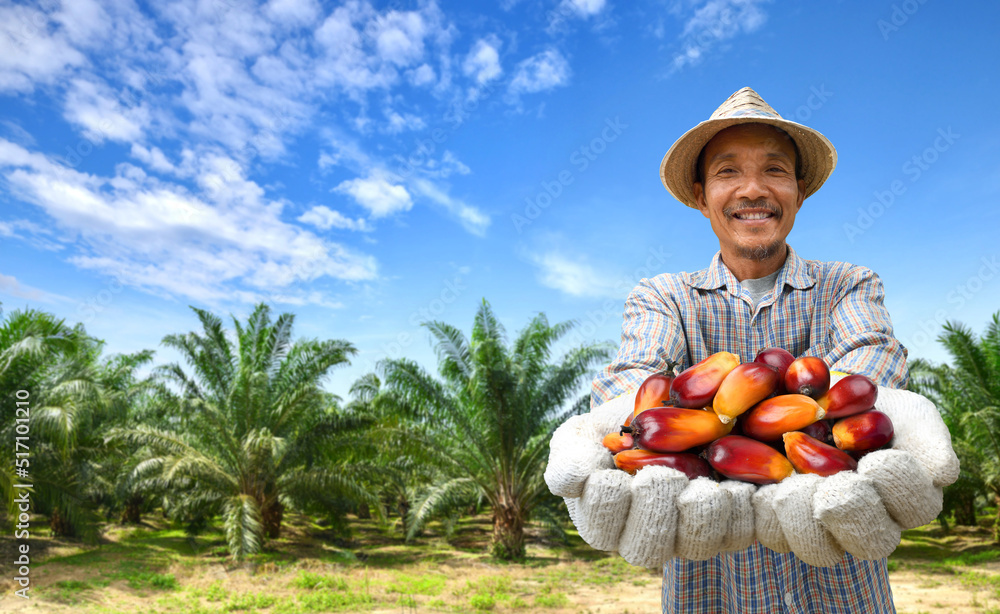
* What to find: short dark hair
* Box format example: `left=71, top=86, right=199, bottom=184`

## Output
left=694, top=123, right=803, bottom=185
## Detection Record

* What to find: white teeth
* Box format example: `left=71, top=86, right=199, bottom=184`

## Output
left=736, top=212, right=772, bottom=220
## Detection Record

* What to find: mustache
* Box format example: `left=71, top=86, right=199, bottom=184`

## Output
left=723, top=199, right=780, bottom=218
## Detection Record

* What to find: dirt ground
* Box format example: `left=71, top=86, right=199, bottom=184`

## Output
left=1, top=562, right=994, bottom=613
left=1, top=516, right=997, bottom=613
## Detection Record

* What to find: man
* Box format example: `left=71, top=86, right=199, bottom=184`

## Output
left=545, top=88, right=958, bottom=614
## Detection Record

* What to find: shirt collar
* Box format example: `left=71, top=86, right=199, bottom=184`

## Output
left=688, top=245, right=815, bottom=293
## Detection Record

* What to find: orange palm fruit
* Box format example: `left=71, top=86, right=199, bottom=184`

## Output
left=784, top=356, right=830, bottom=399
left=632, top=367, right=678, bottom=420
left=741, top=394, right=826, bottom=442
left=620, top=406, right=733, bottom=453
left=706, top=435, right=794, bottom=485
left=817, top=374, right=878, bottom=419
left=782, top=431, right=858, bottom=476
left=669, top=351, right=740, bottom=408
left=613, top=449, right=712, bottom=479
left=713, top=362, right=780, bottom=424
left=832, top=410, right=894, bottom=452
left=602, top=431, right=635, bottom=453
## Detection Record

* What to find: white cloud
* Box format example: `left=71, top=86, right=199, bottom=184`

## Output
left=64, top=78, right=150, bottom=143
left=52, top=0, right=111, bottom=46
left=563, top=0, right=608, bottom=17
left=372, top=9, right=429, bottom=67
left=529, top=250, right=622, bottom=298
left=463, top=36, right=502, bottom=85
left=384, top=110, right=426, bottom=133
left=0, top=272, right=70, bottom=304
left=130, top=144, right=177, bottom=174
left=671, top=0, right=770, bottom=72
left=507, top=48, right=571, bottom=102
left=0, top=4, right=86, bottom=94
left=334, top=172, right=413, bottom=218
left=298, top=205, right=372, bottom=232
left=264, top=0, right=321, bottom=26
left=410, top=179, right=489, bottom=237
left=407, top=63, right=436, bottom=87
left=0, top=138, right=377, bottom=305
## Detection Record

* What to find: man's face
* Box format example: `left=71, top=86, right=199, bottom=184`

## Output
left=693, top=123, right=806, bottom=264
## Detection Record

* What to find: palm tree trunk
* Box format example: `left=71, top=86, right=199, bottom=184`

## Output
left=120, top=494, right=143, bottom=524
left=262, top=499, right=283, bottom=539
left=491, top=503, right=525, bottom=560
left=50, top=507, right=75, bottom=537
left=993, top=493, right=1000, bottom=544
left=956, top=494, right=977, bottom=526
left=398, top=498, right=410, bottom=536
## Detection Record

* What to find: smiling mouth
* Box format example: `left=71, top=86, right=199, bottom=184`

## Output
left=731, top=211, right=775, bottom=220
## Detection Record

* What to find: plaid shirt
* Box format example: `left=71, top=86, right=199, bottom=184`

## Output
left=592, top=245, right=907, bottom=614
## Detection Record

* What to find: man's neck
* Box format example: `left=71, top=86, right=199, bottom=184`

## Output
left=719, top=243, right=789, bottom=281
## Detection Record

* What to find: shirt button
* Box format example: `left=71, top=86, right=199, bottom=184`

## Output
left=784, top=592, right=793, bottom=606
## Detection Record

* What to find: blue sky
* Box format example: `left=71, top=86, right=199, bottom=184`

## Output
left=1, top=0, right=998, bottom=400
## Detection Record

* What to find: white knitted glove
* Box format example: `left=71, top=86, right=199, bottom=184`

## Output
left=775, top=473, right=846, bottom=567
left=867, top=385, right=960, bottom=488
left=545, top=392, right=735, bottom=569
left=545, top=392, right=633, bottom=499
left=811, top=378, right=960, bottom=562
left=545, top=391, right=635, bottom=552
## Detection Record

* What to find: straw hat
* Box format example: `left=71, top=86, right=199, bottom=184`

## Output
left=660, top=87, right=838, bottom=208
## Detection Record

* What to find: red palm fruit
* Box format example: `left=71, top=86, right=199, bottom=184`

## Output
left=669, top=351, right=740, bottom=408
left=782, top=431, right=858, bottom=476
left=706, top=435, right=794, bottom=485
left=602, top=431, right=635, bottom=454
left=754, top=347, right=796, bottom=394
left=613, top=449, right=712, bottom=479
left=799, top=419, right=833, bottom=445
left=713, top=362, right=780, bottom=424
left=832, top=410, right=894, bottom=452
left=784, top=356, right=831, bottom=399
left=619, top=406, right=733, bottom=453
left=741, top=394, right=826, bottom=442
left=817, top=374, right=878, bottom=419
left=633, top=368, right=677, bottom=420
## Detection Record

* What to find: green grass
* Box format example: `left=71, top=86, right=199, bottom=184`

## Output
left=21, top=510, right=1000, bottom=614
left=280, top=588, right=375, bottom=613
left=44, top=579, right=95, bottom=604
left=289, top=571, right=349, bottom=591
left=224, top=592, right=277, bottom=611
left=386, top=571, right=446, bottom=596
left=534, top=585, right=570, bottom=608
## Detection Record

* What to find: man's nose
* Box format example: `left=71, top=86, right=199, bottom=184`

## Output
left=735, top=173, right=768, bottom=200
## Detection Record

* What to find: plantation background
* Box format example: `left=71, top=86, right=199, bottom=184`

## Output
left=1, top=301, right=999, bottom=612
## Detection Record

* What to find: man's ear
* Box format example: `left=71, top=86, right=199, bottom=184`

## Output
left=693, top=181, right=711, bottom=218
left=795, top=179, right=806, bottom=211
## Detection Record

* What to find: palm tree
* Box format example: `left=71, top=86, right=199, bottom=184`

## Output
left=31, top=343, right=156, bottom=538
left=376, top=299, right=612, bottom=560
left=909, top=313, right=1000, bottom=540
left=0, top=305, right=87, bottom=531
left=115, top=303, right=370, bottom=559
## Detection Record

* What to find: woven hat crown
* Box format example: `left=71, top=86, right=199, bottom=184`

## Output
left=710, top=88, right=781, bottom=120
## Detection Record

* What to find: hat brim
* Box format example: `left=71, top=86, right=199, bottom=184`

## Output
left=660, top=116, right=838, bottom=208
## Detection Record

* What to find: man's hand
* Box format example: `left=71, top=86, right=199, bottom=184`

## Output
left=810, top=379, right=959, bottom=561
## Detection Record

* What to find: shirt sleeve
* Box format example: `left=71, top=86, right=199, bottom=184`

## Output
left=820, top=266, right=909, bottom=389
left=590, top=278, right=688, bottom=408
